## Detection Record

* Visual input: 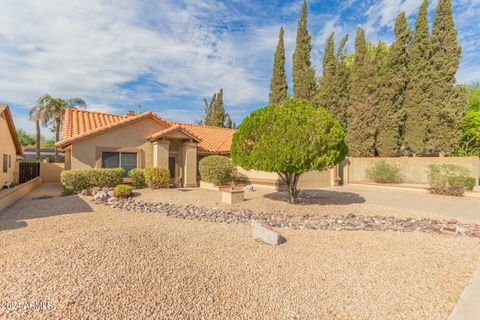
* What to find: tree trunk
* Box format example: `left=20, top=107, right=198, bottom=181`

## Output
left=279, top=172, right=300, bottom=204
left=55, top=119, right=61, bottom=162
left=35, top=119, right=41, bottom=160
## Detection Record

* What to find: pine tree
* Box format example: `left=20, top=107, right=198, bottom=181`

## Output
left=292, top=0, right=317, bottom=101
left=427, top=0, right=465, bottom=155
left=269, top=27, right=288, bottom=105
left=346, top=28, right=377, bottom=156
left=403, top=0, right=431, bottom=155
left=314, top=32, right=336, bottom=111
left=333, top=35, right=350, bottom=128
left=376, top=12, right=410, bottom=156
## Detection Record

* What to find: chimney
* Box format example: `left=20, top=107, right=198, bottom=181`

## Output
left=125, top=110, right=136, bottom=117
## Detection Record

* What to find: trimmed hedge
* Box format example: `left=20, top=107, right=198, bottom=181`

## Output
left=60, top=168, right=124, bottom=193
left=199, top=155, right=234, bottom=186
left=128, top=168, right=146, bottom=188
left=144, top=167, right=170, bottom=189
left=365, top=160, right=403, bottom=184
left=428, top=164, right=475, bottom=196
left=114, top=184, right=133, bottom=198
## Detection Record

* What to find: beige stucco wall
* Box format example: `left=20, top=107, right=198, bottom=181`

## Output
left=347, top=157, right=480, bottom=185
left=40, top=163, right=64, bottom=183
left=236, top=167, right=333, bottom=190
left=0, top=115, right=17, bottom=187
left=181, top=142, right=197, bottom=187
left=70, top=118, right=167, bottom=169
left=0, top=176, right=42, bottom=212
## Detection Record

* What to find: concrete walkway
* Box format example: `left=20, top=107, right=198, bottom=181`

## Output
left=448, top=259, right=480, bottom=320
left=329, top=185, right=480, bottom=223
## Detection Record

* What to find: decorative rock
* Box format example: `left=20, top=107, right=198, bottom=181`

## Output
left=107, top=197, right=118, bottom=203
left=101, top=187, right=109, bottom=192
left=80, top=189, right=91, bottom=196
left=107, top=190, right=115, bottom=198
left=93, top=191, right=108, bottom=201
left=251, top=220, right=285, bottom=246
left=91, top=187, right=100, bottom=196
left=243, top=185, right=254, bottom=192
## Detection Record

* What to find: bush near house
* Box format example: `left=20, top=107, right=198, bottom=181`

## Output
left=128, top=168, right=146, bottom=188
left=428, top=164, right=475, bottom=196
left=114, top=184, right=133, bottom=198
left=365, top=160, right=403, bottom=183
left=199, top=155, right=235, bottom=186
left=60, top=168, right=125, bottom=193
left=143, top=167, right=170, bottom=189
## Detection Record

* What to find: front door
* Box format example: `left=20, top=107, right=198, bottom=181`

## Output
left=168, top=156, right=176, bottom=184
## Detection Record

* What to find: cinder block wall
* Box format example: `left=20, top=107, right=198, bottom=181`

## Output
left=347, top=157, right=480, bottom=185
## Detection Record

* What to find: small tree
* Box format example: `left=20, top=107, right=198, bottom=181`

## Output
left=231, top=99, right=348, bottom=204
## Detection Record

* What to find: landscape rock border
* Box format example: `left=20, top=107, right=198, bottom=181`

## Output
left=90, top=196, right=480, bottom=238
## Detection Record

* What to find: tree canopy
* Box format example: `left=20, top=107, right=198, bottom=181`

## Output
left=231, top=99, right=347, bottom=203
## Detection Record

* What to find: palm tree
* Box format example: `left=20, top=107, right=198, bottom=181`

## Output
left=37, top=94, right=87, bottom=161
left=28, top=105, right=49, bottom=160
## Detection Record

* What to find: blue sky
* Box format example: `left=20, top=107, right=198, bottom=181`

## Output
left=1, top=0, right=479, bottom=137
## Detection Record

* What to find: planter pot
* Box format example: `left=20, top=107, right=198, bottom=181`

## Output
left=221, top=189, right=244, bottom=205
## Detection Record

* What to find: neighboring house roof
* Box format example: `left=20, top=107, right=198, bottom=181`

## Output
left=56, top=108, right=235, bottom=154
left=22, top=145, right=64, bottom=154
left=0, top=104, right=22, bottom=155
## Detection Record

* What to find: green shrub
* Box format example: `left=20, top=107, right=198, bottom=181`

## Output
left=365, top=160, right=403, bottom=183
left=144, top=167, right=170, bottom=189
left=114, top=184, right=133, bottom=198
left=199, top=155, right=235, bottom=186
left=60, top=169, right=93, bottom=193
left=91, top=168, right=124, bottom=188
left=128, top=168, right=146, bottom=188
left=60, top=168, right=125, bottom=193
left=428, top=164, right=474, bottom=196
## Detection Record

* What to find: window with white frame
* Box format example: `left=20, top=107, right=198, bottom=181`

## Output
left=101, top=152, right=137, bottom=175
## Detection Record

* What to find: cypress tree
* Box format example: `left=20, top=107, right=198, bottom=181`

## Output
left=314, top=33, right=336, bottom=111
left=225, top=114, right=233, bottom=129
left=403, top=0, right=431, bottom=155
left=376, top=12, right=410, bottom=156
left=292, top=0, right=317, bottom=101
left=346, top=28, right=377, bottom=156
left=427, top=0, right=465, bottom=155
left=333, top=35, right=350, bottom=128
left=269, top=27, right=288, bottom=106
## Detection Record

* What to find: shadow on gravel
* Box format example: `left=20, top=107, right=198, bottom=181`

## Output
left=263, top=189, right=366, bottom=205
left=0, top=194, right=93, bottom=232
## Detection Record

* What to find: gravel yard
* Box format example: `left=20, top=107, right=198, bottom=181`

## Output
left=1, top=184, right=480, bottom=319
left=135, top=186, right=480, bottom=222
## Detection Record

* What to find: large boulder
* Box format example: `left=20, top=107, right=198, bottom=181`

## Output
left=93, top=191, right=108, bottom=201
left=251, top=220, right=285, bottom=246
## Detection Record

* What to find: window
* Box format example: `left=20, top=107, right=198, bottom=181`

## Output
left=2, top=154, right=7, bottom=173
left=101, top=152, right=137, bottom=175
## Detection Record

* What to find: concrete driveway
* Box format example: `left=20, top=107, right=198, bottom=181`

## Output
left=330, top=185, right=480, bottom=223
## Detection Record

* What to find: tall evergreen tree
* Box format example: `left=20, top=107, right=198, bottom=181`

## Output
left=314, top=33, right=336, bottom=111
left=403, top=0, right=431, bottom=155
left=225, top=114, right=233, bottom=129
left=202, top=89, right=228, bottom=127
left=269, top=27, right=288, bottom=105
left=427, top=0, right=465, bottom=155
left=333, top=35, right=350, bottom=128
left=346, top=28, right=377, bottom=156
left=376, top=12, right=411, bottom=156
left=292, top=0, right=317, bottom=101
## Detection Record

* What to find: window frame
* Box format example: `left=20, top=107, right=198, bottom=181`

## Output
left=95, top=147, right=143, bottom=172
left=2, top=154, right=8, bottom=173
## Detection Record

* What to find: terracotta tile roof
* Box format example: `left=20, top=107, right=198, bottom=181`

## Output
left=56, top=109, right=170, bottom=148
left=170, top=122, right=235, bottom=154
left=0, top=104, right=22, bottom=155
left=57, top=108, right=235, bottom=154
left=147, top=124, right=202, bottom=142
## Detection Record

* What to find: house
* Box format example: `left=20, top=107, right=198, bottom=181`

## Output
left=0, top=105, right=22, bottom=187
left=56, top=109, right=234, bottom=187
left=22, top=145, right=65, bottom=162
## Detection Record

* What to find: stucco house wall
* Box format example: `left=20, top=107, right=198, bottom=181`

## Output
left=0, top=106, right=21, bottom=187
left=70, top=118, right=167, bottom=169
